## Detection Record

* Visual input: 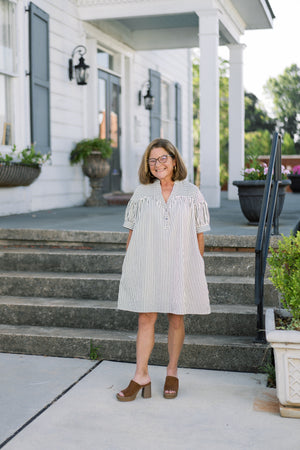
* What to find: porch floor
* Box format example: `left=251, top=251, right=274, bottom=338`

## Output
left=0, top=191, right=298, bottom=236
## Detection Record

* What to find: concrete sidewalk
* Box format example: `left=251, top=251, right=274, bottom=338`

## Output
left=0, top=192, right=298, bottom=236
left=1, top=354, right=300, bottom=450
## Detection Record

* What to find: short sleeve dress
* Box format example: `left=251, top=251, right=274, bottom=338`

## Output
left=117, top=179, right=211, bottom=315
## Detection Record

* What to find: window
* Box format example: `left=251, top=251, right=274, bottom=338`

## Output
left=0, top=0, right=17, bottom=145
left=97, top=49, right=114, bottom=71
left=161, top=80, right=170, bottom=139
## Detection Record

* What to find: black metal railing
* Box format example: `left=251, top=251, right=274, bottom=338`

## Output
left=254, top=132, right=282, bottom=343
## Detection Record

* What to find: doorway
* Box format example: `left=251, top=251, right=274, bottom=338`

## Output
left=98, top=70, right=121, bottom=193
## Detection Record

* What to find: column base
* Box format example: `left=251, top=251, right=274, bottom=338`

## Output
left=199, top=185, right=220, bottom=208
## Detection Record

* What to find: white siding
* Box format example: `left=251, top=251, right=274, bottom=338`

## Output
left=0, top=0, right=193, bottom=215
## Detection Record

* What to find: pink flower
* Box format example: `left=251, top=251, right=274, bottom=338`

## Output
left=264, top=167, right=268, bottom=175
left=292, top=165, right=300, bottom=175
left=244, top=168, right=257, bottom=174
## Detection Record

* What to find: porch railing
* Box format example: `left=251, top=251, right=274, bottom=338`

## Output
left=254, top=132, right=282, bottom=343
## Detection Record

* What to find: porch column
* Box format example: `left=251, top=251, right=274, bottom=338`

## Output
left=228, top=44, right=245, bottom=200
left=198, top=12, right=220, bottom=207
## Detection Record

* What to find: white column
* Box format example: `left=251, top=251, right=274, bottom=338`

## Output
left=228, top=44, right=245, bottom=200
left=198, top=12, right=220, bottom=208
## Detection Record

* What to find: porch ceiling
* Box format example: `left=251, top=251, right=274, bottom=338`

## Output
left=81, top=0, right=274, bottom=51
left=88, top=13, right=233, bottom=50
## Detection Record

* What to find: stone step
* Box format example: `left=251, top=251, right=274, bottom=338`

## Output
left=0, top=272, right=279, bottom=306
left=0, top=297, right=258, bottom=336
left=0, top=248, right=125, bottom=274
left=0, top=324, right=270, bottom=372
left=0, top=248, right=267, bottom=277
left=0, top=229, right=281, bottom=251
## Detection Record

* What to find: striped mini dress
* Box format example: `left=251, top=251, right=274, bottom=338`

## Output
left=117, top=179, right=211, bottom=315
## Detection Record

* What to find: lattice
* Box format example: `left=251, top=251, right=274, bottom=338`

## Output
left=288, top=358, right=300, bottom=402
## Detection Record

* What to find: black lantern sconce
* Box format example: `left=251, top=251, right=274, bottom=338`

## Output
left=138, top=81, right=155, bottom=110
left=68, top=45, right=90, bottom=85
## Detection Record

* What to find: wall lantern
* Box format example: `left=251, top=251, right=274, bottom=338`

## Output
left=68, top=45, right=90, bottom=85
left=138, top=81, right=155, bottom=110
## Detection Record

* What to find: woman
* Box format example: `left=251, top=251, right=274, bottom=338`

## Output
left=116, top=138, right=210, bottom=402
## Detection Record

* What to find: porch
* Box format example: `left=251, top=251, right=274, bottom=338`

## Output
left=0, top=191, right=297, bottom=237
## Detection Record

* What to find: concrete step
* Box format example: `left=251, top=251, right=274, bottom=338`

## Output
left=0, top=324, right=270, bottom=372
left=0, top=248, right=268, bottom=277
left=0, top=272, right=279, bottom=306
left=0, top=229, right=281, bottom=251
left=0, top=297, right=258, bottom=336
left=0, top=248, right=124, bottom=274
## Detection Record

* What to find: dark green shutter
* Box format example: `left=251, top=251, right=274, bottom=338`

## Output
left=29, top=2, right=50, bottom=154
left=149, top=69, right=161, bottom=141
left=175, top=82, right=182, bottom=152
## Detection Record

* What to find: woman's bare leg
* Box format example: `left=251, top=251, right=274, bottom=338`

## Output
left=118, top=312, right=157, bottom=396
left=165, top=314, right=185, bottom=393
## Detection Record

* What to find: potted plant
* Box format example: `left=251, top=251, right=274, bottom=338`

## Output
left=266, top=231, right=300, bottom=418
left=0, top=145, right=50, bottom=187
left=288, top=165, right=300, bottom=193
left=232, top=156, right=291, bottom=224
left=70, top=138, right=113, bottom=206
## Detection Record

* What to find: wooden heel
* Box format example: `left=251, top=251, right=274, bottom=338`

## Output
left=142, top=382, right=152, bottom=399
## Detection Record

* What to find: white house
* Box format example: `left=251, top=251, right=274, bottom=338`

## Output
left=0, top=0, right=274, bottom=215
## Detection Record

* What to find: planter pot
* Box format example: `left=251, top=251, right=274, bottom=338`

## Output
left=266, top=308, right=300, bottom=418
left=0, top=163, right=41, bottom=187
left=232, top=180, right=291, bottom=224
left=288, top=174, right=300, bottom=193
left=82, top=152, right=110, bottom=206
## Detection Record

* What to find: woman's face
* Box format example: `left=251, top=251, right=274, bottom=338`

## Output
left=148, top=147, right=176, bottom=182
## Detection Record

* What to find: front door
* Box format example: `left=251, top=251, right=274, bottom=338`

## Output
left=98, top=70, right=121, bottom=193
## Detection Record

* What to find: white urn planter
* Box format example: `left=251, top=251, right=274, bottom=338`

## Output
left=266, top=308, right=300, bottom=418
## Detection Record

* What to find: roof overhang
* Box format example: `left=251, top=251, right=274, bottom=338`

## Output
left=75, top=0, right=274, bottom=50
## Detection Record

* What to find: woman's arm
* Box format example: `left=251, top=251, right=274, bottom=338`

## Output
left=126, top=229, right=133, bottom=250
left=197, top=233, right=205, bottom=257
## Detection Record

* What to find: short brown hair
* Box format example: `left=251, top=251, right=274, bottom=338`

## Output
left=138, top=138, right=187, bottom=184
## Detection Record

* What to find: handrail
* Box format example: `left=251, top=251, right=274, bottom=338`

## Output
left=254, top=132, right=282, bottom=343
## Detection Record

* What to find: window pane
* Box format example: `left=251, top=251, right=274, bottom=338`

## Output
left=97, top=49, right=113, bottom=70
left=0, top=0, right=16, bottom=73
left=161, top=81, right=169, bottom=120
left=98, top=78, right=107, bottom=139
left=0, top=74, right=12, bottom=145
left=110, top=83, right=119, bottom=148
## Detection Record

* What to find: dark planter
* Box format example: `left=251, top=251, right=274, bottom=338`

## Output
left=82, top=152, right=110, bottom=206
left=288, top=174, right=300, bottom=193
left=0, top=163, right=41, bottom=187
left=232, top=179, right=291, bottom=224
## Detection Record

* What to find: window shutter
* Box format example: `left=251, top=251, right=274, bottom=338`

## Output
left=175, top=82, right=182, bottom=152
left=149, top=69, right=161, bottom=141
left=29, top=2, right=50, bottom=155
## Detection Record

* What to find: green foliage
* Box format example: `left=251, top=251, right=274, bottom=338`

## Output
left=245, top=92, right=276, bottom=133
left=282, top=132, right=295, bottom=155
left=70, top=138, right=113, bottom=165
left=89, top=340, right=101, bottom=360
left=0, top=144, right=50, bottom=167
left=268, top=232, right=300, bottom=325
left=264, top=64, right=300, bottom=139
left=245, top=130, right=272, bottom=160
left=261, top=362, right=276, bottom=388
left=219, top=163, right=228, bottom=188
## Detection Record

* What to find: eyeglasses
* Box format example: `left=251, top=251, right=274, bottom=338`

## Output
left=148, top=155, right=172, bottom=166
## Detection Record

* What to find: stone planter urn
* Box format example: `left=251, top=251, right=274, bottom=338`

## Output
left=266, top=308, right=300, bottom=418
left=0, top=163, right=41, bottom=187
left=82, top=152, right=110, bottom=206
left=232, top=179, right=291, bottom=224
left=288, top=174, right=300, bottom=193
